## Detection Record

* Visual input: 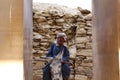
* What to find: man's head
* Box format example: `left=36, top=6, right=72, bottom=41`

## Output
left=56, top=32, right=67, bottom=46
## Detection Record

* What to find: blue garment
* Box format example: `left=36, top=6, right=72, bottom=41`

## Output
left=43, top=43, right=70, bottom=80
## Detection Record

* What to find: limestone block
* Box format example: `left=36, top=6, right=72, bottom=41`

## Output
left=33, top=75, right=42, bottom=80
left=40, top=39, right=50, bottom=42
left=33, top=14, right=40, bottom=19
left=81, top=63, right=93, bottom=67
left=40, top=42, right=49, bottom=46
left=33, top=33, right=43, bottom=40
left=86, top=21, right=92, bottom=27
left=69, top=45, right=77, bottom=58
left=40, top=12, right=51, bottom=17
left=42, top=25, right=52, bottom=29
left=78, top=24, right=86, bottom=28
left=76, top=28, right=87, bottom=35
left=32, top=49, right=37, bottom=54
left=87, top=30, right=92, bottom=35
left=83, top=57, right=93, bottom=63
left=36, top=16, right=46, bottom=22
left=77, top=18, right=86, bottom=22
left=65, top=18, right=76, bottom=23
left=37, top=50, right=44, bottom=54
left=79, top=9, right=91, bottom=15
left=33, top=42, right=40, bottom=48
left=85, top=26, right=92, bottom=30
left=47, top=20, right=54, bottom=25
left=84, top=13, right=92, bottom=21
left=56, top=18, right=65, bottom=23
left=77, top=49, right=92, bottom=57
left=33, top=62, right=45, bottom=70
left=76, top=43, right=86, bottom=49
left=77, top=22, right=86, bottom=25
left=63, top=24, right=71, bottom=29
left=86, top=42, right=92, bottom=49
left=75, top=75, right=88, bottom=80
left=76, top=37, right=89, bottom=44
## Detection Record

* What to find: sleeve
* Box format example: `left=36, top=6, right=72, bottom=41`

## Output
left=62, top=47, right=70, bottom=62
left=46, top=43, right=55, bottom=57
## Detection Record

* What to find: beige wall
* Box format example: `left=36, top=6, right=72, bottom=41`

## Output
left=93, top=0, right=119, bottom=80
left=0, top=0, right=23, bottom=60
left=118, top=0, right=120, bottom=78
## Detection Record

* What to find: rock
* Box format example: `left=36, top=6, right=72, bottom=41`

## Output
left=37, top=50, right=44, bottom=54
left=78, top=8, right=91, bottom=15
left=47, top=20, right=54, bottom=25
left=32, top=49, right=37, bottom=54
left=79, top=24, right=86, bottom=28
left=42, top=25, right=51, bottom=29
left=76, top=28, right=87, bottom=35
left=76, top=43, right=86, bottom=49
left=77, top=18, right=86, bottom=22
left=83, top=57, right=93, bottom=63
left=77, top=49, right=93, bottom=57
left=69, top=45, right=77, bottom=58
left=33, top=34, right=43, bottom=40
left=76, top=37, right=89, bottom=44
left=36, top=16, right=46, bottom=22
left=81, top=63, right=93, bottom=67
left=63, top=24, right=71, bottom=29
left=75, top=75, right=88, bottom=80
left=56, top=18, right=65, bottom=23
left=33, top=75, right=42, bottom=80
left=40, top=43, right=49, bottom=46
left=33, top=62, right=45, bottom=70
left=84, top=13, right=92, bottom=21
left=87, top=30, right=92, bottom=35
left=85, top=26, right=92, bottom=30
left=86, top=21, right=92, bottom=27
left=33, top=42, right=40, bottom=48
left=86, top=42, right=92, bottom=49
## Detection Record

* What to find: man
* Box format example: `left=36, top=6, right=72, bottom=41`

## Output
left=43, top=32, right=71, bottom=80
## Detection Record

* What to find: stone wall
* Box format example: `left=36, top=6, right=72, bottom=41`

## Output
left=32, top=3, right=92, bottom=80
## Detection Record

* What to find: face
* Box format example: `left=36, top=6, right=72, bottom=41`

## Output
left=57, top=37, right=66, bottom=46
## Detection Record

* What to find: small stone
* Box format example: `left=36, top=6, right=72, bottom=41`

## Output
left=33, top=34, right=43, bottom=40
left=76, top=28, right=87, bottom=35
left=84, top=13, right=92, bottom=21
left=56, top=18, right=65, bottom=23
left=86, top=21, right=92, bottom=27
left=76, top=37, right=89, bottom=44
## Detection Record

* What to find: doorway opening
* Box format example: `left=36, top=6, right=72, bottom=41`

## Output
left=32, top=0, right=92, bottom=80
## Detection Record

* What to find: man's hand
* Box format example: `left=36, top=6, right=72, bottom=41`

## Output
left=60, top=59, right=73, bottom=65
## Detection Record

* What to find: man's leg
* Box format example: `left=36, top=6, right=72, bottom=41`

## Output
left=43, top=64, right=51, bottom=80
left=62, top=64, right=71, bottom=80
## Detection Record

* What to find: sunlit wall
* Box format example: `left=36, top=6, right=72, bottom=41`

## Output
left=0, top=61, right=23, bottom=80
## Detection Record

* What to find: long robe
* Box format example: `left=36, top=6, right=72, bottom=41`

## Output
left=43, top=43, right=70, bottom=80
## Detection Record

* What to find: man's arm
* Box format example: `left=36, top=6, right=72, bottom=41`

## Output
left=46, top=43, right=55, bottom=57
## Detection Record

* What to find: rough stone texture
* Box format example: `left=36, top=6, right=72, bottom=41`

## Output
left=33, top=3, right=92, bottom=80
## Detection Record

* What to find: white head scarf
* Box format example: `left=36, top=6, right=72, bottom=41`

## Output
left=56, top=32, right=67, bottom=41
